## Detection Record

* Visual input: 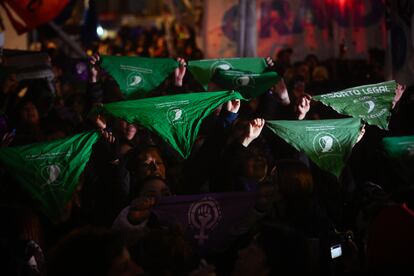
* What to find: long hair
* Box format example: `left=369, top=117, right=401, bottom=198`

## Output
left=272, top=159, right=314, bottom=222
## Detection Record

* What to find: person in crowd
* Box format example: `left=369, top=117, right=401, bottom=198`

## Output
left=112, top=176, right=171, bottom=247
left=11, top=100, right=45, bottom=145
left=0, top=204, right=45, bottom=276
left=364, top=185, right=414, bottom=275
left=47, top=226, right=144, bottom=276
left=232, top=223, right=308, bottom=276
left=268, top=159, right=333, bottom=239
left=210, top=118, right=267, bottom=192
left=273, top=48, right=293, bottom=77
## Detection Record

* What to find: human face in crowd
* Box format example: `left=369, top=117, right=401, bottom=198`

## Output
left=297, top=63, right=309, bottom=81
left=108, top=247, right=144, bottom=276
left=20, top=102, right=40, bottom=125
left=293, top=81, right=305, bottom=99
left=244, top=156, right=268, bottom=182
left=139, top=178, right=171, bottom=198
left=136, top=148, right=166, bottom=180
left=119, top=120, right=138, bottom=141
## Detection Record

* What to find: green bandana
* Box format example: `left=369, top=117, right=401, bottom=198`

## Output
left=313, top=81, right=396, bottom=130
left=97, top=91, right=244, bottom=158
left=0, top=131, right=100, bottom=219
left=188, top=58, right=268, bottom=90
left=101, top=55, right=178, bottom=98
left=382, top=135, right=414, bottom=184
left=266, top=118, right=362, bottom=177
left=212, top=69, right=281, bottom=98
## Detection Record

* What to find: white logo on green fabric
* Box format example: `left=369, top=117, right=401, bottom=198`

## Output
left=365, top=100, right=375, bottom=113
left=127, top=72, right=143, bottom=89
left=210, top=61, right=232, bottom=75
left=233, top=76, right=254, bottom=87
left=407, top=144, right=414, bottom=156
left=167, top=107, right=186, bottom=125
left=40, top=163, right=62, bottom=186
left=313, top=132, right=342, bottom=157
left=188, top=197, right=222, bottom=245
left=319, top=136, right=334, bottom=152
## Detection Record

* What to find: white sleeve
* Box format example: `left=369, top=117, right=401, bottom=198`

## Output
left=112, top=206, right=149, bottom=247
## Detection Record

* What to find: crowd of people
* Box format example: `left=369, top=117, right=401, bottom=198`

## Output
left=0, top=33, right=414, bottom=276
left=90, top=23, right=203, bottom=59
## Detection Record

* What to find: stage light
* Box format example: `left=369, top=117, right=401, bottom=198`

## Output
left=96, top=26, right=104, bottom=37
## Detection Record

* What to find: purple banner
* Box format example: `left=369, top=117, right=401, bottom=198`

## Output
left=152, top=192, right=257, bottom=254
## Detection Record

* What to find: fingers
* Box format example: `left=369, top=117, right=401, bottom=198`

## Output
left=299, top=97, right=306, bottom=107
left=393, top=83, right=407, bottom=108
left=304, top=93, right=312, bottom=100
left=356, top=124, right=366, bottom=143
left=299, top=96, right=310, bottom=108
left=95, top=114, right=107, bottom=129
left=90, top=53, right=101, bottom=65
left=233, top=99, right=241, bottom=111
left=248, top=118, right=265, bottom=137
left=242, top=118, right=265, bottom=147
left=177, top=57, right=187, bottom=67
left=297, top=94, right=311, bottom=107
left=226, top=99, right=241, bottom=113
left=175, top=58, right=187, bottom=87
left=89, top=53, right=101, bottom=82
left=397, top=83, right=406, bottom=91
left=100, top=129, right=116, bottom=143
left=265, top=56, right=274, bottom=67
left=251, top=118, right=265, bottom=128
left=1, top=132, right=15, bottom=147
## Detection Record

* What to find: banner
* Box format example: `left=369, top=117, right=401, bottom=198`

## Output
left=313, top=81, right=396, bottom=130
left=0, top=131, right=100, bottom=219
left=2, top=49, right=54, bottom=81
left=152, top=192, right=257, bottom=254
left=212, top=69, right=280, bottom=98
left=96, top=91, right=245, bottom=158
left=203, top=0, right=386, bottom=60
left=187, top=58, right=267, bottom=90
left=382, top=135, right=414, bottom=184
left=101, top=56, right=178, bottom=99
left=1, top=0, right=69, bottom=34
left=266, top=118, right=362, bottom=177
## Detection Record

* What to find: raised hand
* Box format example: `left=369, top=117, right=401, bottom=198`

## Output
left=295, top=94, right=311, bottom=120
left=226, top=99, right=241, bottom=113
left=241, top=118, right=265, bottom=147
left=392, top=83, right=406, bottom=108
left=100, top=129, right=116, bottom=144
left=95, top=113, right=107, bottom=129
left=356, top=124, right=366, bottom=143
left=265, top=56, right=275, bottom=68
left=175, top=57, right=187, bottom=87
left=89, top=53, right=101, bottom=83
